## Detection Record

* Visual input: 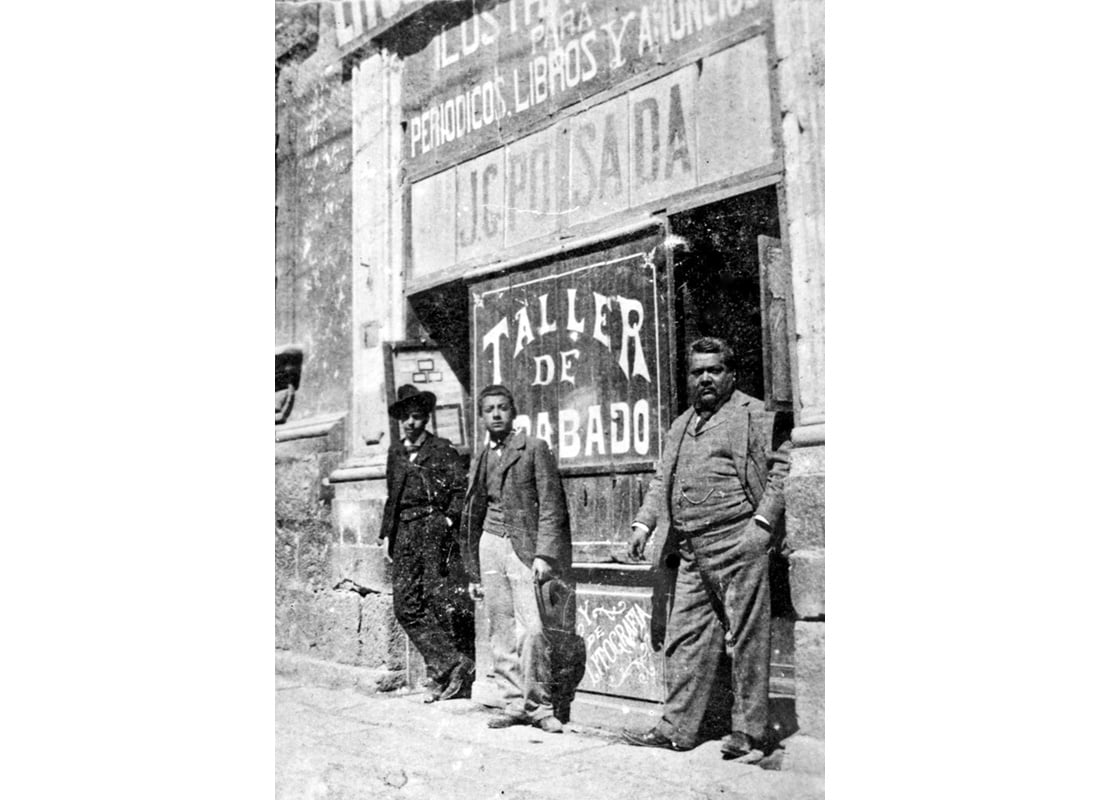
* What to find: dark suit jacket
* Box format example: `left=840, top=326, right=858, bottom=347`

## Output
left=380, top=433, right=465, bottom=559
left=460, top=429, right=571, bottom=582
left=634, top=390, right=792, bottom=647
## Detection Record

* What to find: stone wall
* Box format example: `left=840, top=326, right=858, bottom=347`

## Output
left=787, top=445, right=825, bottom=619
left=774, top=0, right=825, bottom=772
left=275, top=431, right=411, bottom=687
left=274, top=5, right=414, bottom=690
left=786, top=443, right=825, bottom=746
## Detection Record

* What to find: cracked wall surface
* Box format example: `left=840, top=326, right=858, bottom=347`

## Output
left=276, top=443, right=408, bottom=674
left=276, top=3, right=354, bottom=423
left=275, top=4, right=410, bottom=689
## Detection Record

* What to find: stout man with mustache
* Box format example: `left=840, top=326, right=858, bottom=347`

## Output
left=622, top=337, right=792, bottom=762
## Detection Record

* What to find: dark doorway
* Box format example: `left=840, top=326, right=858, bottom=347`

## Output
left=669, top=186, right=798, bottom=745
left=408, top=281, right=471, bottom=392
left=669, top=186, right=781, bottom=411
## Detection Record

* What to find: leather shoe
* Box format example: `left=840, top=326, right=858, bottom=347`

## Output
left=439, top=656, right=475, bottom=701
left=620, top=728, right=687, bottom=751
left=535, top=716, right=563, bottom=734
left=422, top=679, right=443, bottom=704
left=720, top=732, right=765, bottom=763
left=487, top=712, right=528, bottom=729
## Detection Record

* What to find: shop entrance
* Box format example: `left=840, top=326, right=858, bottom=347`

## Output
left=400, top=189, right=796, bottom=738
left=667, top=185, right=799, bottom=739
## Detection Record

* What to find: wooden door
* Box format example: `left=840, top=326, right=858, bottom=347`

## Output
left=468, top=226, right=674, bottom=703
left=758, top=234, right=793, bottom=411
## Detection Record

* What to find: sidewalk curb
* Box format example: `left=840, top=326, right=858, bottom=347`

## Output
left=276, top=650, right=406, bottom=694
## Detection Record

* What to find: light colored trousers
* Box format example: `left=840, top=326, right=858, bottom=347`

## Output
left=479, top=533, right=553, bottom=721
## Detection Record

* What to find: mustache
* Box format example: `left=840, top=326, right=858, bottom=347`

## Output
left=690, top=384, right=727, bottom=405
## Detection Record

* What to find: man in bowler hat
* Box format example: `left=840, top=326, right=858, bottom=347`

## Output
left=380, top=385, right=474, bottom=703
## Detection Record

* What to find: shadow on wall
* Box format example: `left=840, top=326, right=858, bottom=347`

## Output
left=408, top=282, right=470, bottom=389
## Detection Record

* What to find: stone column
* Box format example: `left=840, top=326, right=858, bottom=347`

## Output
left=775, top=0, right=825, bottom=773
left=275, top=3, right=367, bottom=673
left=351, top=48, right=405, bottom=464
left=273, top=6, right=414, bottom=691
left=324, top=46, right=423, bottom=687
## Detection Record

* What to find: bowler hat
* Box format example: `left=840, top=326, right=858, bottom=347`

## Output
left=388, top=384, right=437, bottom=418
left=536, top=578, right=574, bottom=634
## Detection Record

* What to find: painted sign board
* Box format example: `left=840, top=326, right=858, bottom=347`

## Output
left=400, top=0, right=771, bottom=173
left=575, top=587, right=663, bottom=700
left=334, top=0, right=439, bottom=50
left=574, top=581, right=798, bottom=705
left=455, top=147, right=506, bottom=265
left=565, top=92, right=630, bottom=226
left=469, top=231, right=665, bottom=469
left=409, top=168, right=457, bottom=282
left=411, top=34, right=773, bottom=279
left=628, top=65, right=697, bottom=206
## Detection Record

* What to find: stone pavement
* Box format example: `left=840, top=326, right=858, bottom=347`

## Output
left=276, top=673, right=824, bottom=800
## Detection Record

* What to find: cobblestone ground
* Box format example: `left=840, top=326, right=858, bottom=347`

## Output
left=275, top=675, right=824, bottom=800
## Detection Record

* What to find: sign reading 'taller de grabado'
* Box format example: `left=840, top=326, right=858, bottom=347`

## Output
left=470, top=232, right=667, bottom=467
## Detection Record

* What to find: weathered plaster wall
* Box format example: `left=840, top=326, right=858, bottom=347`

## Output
left=275, top=1, right=318, bottom=62
left=275, top=4, right=354, bottom=423
left=775, top=0, right=825, bottom=426
left=308, top=44, right=416, bottom=688
left=274, top=7, right=413, bottom=686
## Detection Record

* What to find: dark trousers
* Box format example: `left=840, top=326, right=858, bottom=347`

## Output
left=392, top=512, right=473, bottom=684
left=656, top=518, right=772, bottom=748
